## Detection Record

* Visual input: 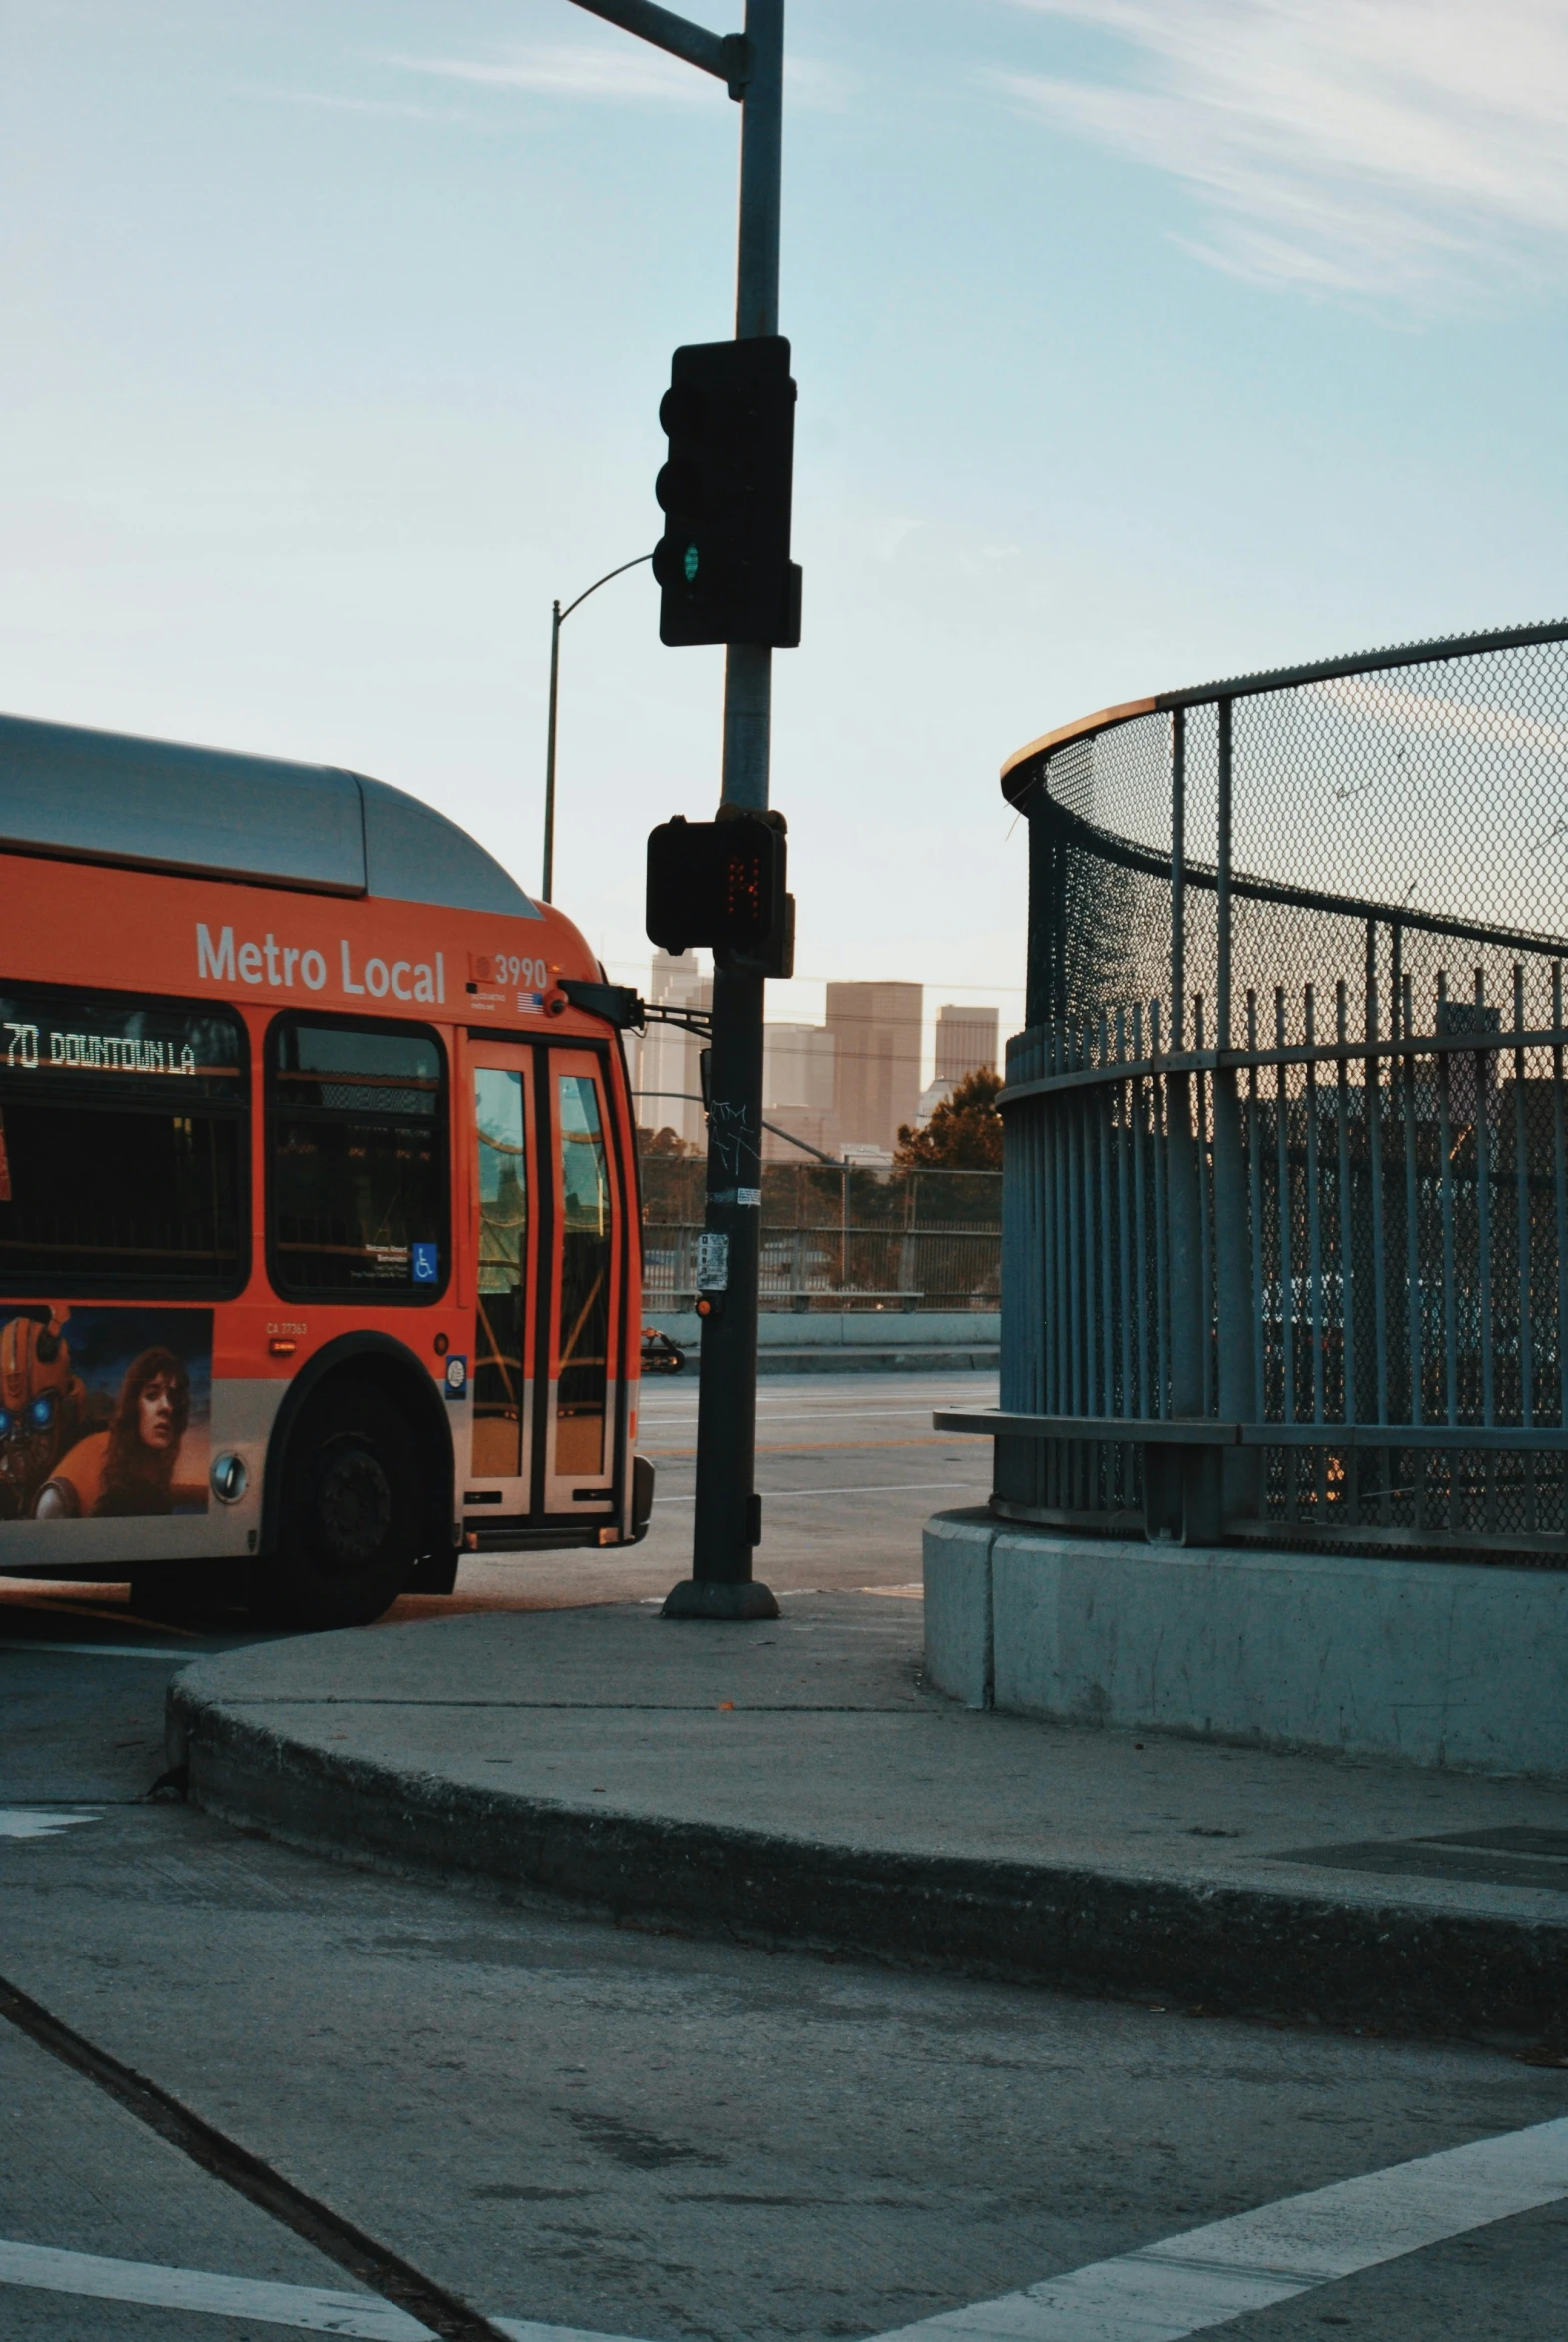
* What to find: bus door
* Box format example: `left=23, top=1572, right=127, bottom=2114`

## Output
left=467, top=1044, right=538, bottom=1514
left=540, top=1051, right=620, bottom=1518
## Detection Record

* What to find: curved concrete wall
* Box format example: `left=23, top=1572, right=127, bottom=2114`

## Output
left=924, top=1509, right=1568, bottom=1779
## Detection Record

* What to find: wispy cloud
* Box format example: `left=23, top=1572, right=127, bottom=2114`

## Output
left=392, top=41, right=848, bottom=112
left=391, top=41, right=713, bottom=107
left=990, top=1, right=1568, bottom=301
left=254, top=88, right=466, bottom=123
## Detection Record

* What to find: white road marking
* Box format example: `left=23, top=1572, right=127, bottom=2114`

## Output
left=0, top=2238, right=429, bottom=2337
left=0, top=1809, right=100, bottom=1840
left=0, top=1640, right=196, bottom=1659
left=870, top=2114, right=1568, bottom=2342
left=8, top=2121, right=1562, bottom=2341
left=653, top=1480, right=987, bottom=1503
left=492, top=2323, right=647, bottom=2342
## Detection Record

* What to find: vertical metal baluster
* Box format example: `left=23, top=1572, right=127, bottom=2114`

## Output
left=1334, top=979, right=1356, bottom=1433
left=1276, top=986, right=1295, bottom=1446
left=1554, top=967, right=1568, bottom=1537
left=1246, top=989, right=1265, bottom=1422
left=1400, top=971, right=1424, bottom=1528
left=1217, top=699, right=1233, bottom=1052
left=1435, top=973, right=1459, bottom=1533
left=1472, top=969, right=1497, bottom=1536
left=1304, top=985, right=1326, bottom=1516
left=1152, top=1002, right=1170, bottom=1418
left=1117, top=1008, right=1132, bottom=1423
left=1512, top=964, right=1535, bottom=1533
left=1134, top=1004, right=1151, bottom=1421
left=1131, top=1004, right=1147, bottom=1417
left=1081, top=1019, right=1095, bottom=1432
left=1211, top=696, right=1258, bottom=1515
left=1048, top=1023, right=1063, bottom=1423
left=1366, top=938, right=1389, bottom=1419
left=1474, top=970, right=1495, bottom=1434
left=1082, top=1022, right=1096, bottom=1432
left=1167, top=707, right=1184, bottom=1440
left=1074, top=1052, right=1090, bottom=1427
left=1098, top=1011, right=1114, bottom=1424
left=1436, top=973, right=1459, bottom=1430
left=1044, top=1031, right=1059, bottom=1506
left=1194, top=993, right=1214, bottom=1418
left=1365, top=935, right=1389, bottom=1525
left=1171, top=715, right=1186, bottom=1057
left=1076, top=1022, right=1088, bottom=1509
left=1066, top=1036, right=1082, bottom=1421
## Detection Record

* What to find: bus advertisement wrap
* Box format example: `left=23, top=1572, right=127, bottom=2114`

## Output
left=0, top=1306, right=212, bottom=1522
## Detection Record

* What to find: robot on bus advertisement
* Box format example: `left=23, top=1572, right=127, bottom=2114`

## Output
left=0, top=1306, right=212, bottom=1522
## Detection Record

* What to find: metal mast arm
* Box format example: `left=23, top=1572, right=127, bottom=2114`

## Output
left=567, top=0, right=750, bottom=95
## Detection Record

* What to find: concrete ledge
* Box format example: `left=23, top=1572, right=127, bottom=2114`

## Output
left=167, top=1665, right=1568, bottom=2044
left=921, top=1508, right=996, bottom=1707
left=922, top=1511, right=1568, bottom=1779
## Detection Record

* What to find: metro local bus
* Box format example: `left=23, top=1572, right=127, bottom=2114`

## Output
left=0, top=711, right=650, bottom=1626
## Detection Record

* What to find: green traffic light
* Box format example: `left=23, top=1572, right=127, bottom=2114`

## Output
left=683, top=543, right=700, bottom=584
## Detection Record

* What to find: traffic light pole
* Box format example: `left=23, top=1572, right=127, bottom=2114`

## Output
left=671, top=0, right=782, bottom=1618
left=568, top=0, right=786, bottom=1618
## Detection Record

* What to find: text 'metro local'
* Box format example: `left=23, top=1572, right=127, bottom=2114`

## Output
left=196, top=924, right=446, bottom=1005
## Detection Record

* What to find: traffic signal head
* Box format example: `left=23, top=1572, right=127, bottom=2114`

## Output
left=646, top=812, right=794, bottom=977
left=653, top=338, right=802, bottom=650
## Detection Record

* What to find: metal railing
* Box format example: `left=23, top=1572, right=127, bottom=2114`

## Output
left=980, top=619, right=1568, bottom=1560
left=639, top=1155, right=1001, bottom=1312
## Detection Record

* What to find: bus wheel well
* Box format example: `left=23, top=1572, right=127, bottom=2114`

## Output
left=262, top=1337, right=454, bottom=1578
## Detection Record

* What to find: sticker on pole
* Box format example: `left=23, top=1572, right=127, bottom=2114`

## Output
left=696, top=1233, right=731, bottom=1294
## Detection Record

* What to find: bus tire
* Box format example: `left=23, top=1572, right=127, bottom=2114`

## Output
left=253, top=1380, right=419, bottom=1630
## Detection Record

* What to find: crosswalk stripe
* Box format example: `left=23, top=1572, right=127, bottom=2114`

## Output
left=6, top=2114, right=1567, bottom=2339
left=0, top=2238, right=431, bottom=2337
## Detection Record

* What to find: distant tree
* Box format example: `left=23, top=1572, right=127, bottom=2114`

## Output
left=639, top=1125, right=699, bottom=1159
left=894, top=1067, right=1003, bottom=1171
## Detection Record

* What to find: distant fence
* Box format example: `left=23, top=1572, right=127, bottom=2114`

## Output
left=638, top=1154, right=1001, bottom=1312
left=998, top=618, right=1568, bottom=1561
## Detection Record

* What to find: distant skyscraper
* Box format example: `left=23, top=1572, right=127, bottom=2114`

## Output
left=826, top=982, right=923, bottom=1154
left=761, top=1021, right=839, bottom=1163
left=935, top=1003, right=999, bottom=1083
left=764, top=1023, right=836, bottom=1111
left=633, top=951, right=711, bottom=1150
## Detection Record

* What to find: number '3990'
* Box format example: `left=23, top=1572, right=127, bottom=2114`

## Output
left=473, top=954, right=548, bottom=989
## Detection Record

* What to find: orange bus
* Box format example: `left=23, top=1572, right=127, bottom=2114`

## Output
left=0, top=711, right=651, bottom=1626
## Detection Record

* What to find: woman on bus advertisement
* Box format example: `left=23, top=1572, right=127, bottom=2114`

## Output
left=0, top=1306, right=211, bottom=1519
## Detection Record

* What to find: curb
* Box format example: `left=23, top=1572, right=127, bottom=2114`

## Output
left=168, top=1678, right=1568, bottom=2048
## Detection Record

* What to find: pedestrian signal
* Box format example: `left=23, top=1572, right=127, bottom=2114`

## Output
left=646, top=813, right=794, bottom=977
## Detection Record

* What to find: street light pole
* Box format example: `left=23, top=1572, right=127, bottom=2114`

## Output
left=541, top=552, right=652, bottom=902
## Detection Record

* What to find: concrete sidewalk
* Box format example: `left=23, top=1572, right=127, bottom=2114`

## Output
left=167, top=1592, right=1568, bottom=2052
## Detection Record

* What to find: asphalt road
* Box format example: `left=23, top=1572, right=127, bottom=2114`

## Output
left=2, top=1368, right=1566, bottom=2341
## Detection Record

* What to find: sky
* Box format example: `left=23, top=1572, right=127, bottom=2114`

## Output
left=4, top=0, right=1568, bottom=1064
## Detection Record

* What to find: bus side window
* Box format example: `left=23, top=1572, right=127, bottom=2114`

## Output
left=267, top=1018, right=448, bottom=1301
left=0, top=988, right=246, bottom=1297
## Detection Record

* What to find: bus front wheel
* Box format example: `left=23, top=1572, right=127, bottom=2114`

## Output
left=256, top=1381, right=419, bottom=1630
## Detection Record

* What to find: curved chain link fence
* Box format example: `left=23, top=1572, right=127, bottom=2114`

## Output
left=996, top=620, right=1568, bottom=1560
